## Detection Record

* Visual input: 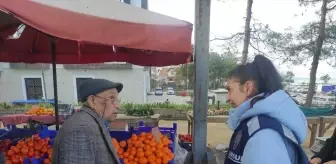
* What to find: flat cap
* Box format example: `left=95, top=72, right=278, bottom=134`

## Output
left=78, top=79, right=123, bottom=102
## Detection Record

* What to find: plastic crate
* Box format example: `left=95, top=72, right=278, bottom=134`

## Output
left=0, top=125, right=50, bottom=164
left=177, top=134, right=192, bottom=151
left=132, top=121, right=177, bottom=164
left=36, top=122, right=178, bottom=164
left=0, top=125, right=40, bottom=143
left=23, top=155, right=49, bottom=164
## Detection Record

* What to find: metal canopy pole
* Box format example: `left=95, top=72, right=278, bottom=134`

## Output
left=193, top=0, right=211, bottom=163
left=50, top=38, right=60, bottom=130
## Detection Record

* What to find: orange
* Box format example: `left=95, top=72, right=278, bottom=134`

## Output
left=136, top=151, right=144, bottom=158
left=162, top=138, right=170, bottom=146
left=155, top=158, right=162, bottom=164
left=119, top=141, right=127, bottom=148
left=118, top=149, right=124, bottom=154
left=162, top=147, right=170, bottom=154
left=147, top=155, right=156, bottom=162
left=137, top=148, right=144, bottom=152
left=139, top=136, right=145, bottom=142
left=140, top=132, right=146, bottom=137
left=156, top=152, right=164, bottom=158
left=123, top=152, right=129, bottom=158
left=135, top=141, right=141, bottom=148
left=131, top=147, right=137, bottom=152
left=144, top=150, right=152, bottom=157
left=167, top=152, right=174, bottom=160
left=162, top=155, right=170, bottom=163
left=131, top=134, right=138, bottom=141
left=139, top=157, right=148, bottom=164
left=128, top=155, right=134, bottom=161
left=111, top=138, right=120, bottom=151
left=146, top=133, right=153, bottom=139
left=144, top=145, right=151, bottom=150
left=150, top=147, right=156, bottom=152
left=149, top=142, right=156, bottom=147
left=156, top=143, right=164, bottom=150
left=130, top=150, right=136, bottom=156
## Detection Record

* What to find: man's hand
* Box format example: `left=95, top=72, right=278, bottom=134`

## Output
left=324, top=161, right=336, bottom=164
left=310, top=157, right=322, bottom=164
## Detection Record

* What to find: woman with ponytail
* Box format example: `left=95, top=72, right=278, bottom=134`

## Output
left=224, top=55, right=308, bottom=164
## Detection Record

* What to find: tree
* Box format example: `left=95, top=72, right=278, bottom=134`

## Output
left=176, top=63, right=194, bottom=90
left=320, top=74, right=331, bottom=84
left=303, top=0, right=329, bottom=106
left=241, top=0, right=254, bottom=64
left=208, top=51, right=237, bottom=89
left=176, top=51, right=238, bottom=90
left=254, top=0, right=336, bottom=106
left=212, top=0, right=254, bottom=64
left=284, top=71, right=295, bottom=84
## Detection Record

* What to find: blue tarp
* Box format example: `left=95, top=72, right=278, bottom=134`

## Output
left=300, top=106, right=336, bottom=117
left=11, top=99, right=55, bottom=105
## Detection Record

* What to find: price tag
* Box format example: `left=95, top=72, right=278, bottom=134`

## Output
left=151, top=127, right=161, bottom=143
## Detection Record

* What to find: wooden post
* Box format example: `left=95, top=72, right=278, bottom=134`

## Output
left=310, top=124, right=318, bottom=147
left=318, top=117, right=325, bottom=137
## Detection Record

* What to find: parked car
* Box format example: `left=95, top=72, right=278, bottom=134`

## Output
left=155, top=87, right=163, bottom=96
left=167, top=87, right=175, bottom=95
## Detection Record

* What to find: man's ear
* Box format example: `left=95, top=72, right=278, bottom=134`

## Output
left=87, top=95, right=95, bottom=108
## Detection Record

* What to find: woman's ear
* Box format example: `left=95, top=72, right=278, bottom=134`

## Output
left=245, top=81, right=255, bottom=97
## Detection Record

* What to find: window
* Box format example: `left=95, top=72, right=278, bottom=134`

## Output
left=24, top=78, right=43, bottom=100
left=75, top=77, right=93, bottom=102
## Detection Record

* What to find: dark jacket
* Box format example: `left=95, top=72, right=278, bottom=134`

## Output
left=0, top=153, right=4, bottom=164
left=313, top=128, right=336, bottom=163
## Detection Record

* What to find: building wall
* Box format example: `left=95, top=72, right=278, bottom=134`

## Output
left=0, top=63, right=149, bottom=104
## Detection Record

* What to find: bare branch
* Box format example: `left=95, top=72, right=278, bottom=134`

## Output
left=327, top=4, right=336, bottom=10
left=210, top=32, right=245, bottom=42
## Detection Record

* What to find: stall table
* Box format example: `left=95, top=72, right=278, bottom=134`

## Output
left=0, top=114, right=65, bottom=127
left=187, top=113, right=336, bottom=147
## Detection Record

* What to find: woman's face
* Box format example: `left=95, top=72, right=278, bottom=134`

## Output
left=88, top=88, right=120, bottom=121
left=225, top=78, right=255, bottom=108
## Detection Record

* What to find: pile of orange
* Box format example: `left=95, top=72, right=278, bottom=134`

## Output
left=111, top=132, right=174, bottom=164
left=4, top=134, right=53, bottom=164
left=25, top=106, right=55, bottom=116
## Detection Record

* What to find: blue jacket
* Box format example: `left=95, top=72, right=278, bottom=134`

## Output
left=227, top=90, right=308, bottom=164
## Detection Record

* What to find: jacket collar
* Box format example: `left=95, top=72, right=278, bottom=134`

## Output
left=80, top=106, right=120, bottom=164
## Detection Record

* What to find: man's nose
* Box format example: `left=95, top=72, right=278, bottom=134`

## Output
left=114, top=102, right=120, bottom=108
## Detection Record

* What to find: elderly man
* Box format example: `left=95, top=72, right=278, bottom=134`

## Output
left=52, top=79, right=122, bottom=164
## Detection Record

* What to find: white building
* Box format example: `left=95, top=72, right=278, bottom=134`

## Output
left=0, top=62, right=150, bottom=104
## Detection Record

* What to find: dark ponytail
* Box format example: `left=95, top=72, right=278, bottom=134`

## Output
left=228, top=55, right=283, bottom=107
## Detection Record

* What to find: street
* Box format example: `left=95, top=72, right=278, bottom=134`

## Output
left=146, top=95, right=191, bottom=104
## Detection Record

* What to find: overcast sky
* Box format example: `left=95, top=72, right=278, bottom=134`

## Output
left=147, top=0, right=336, bottom=81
